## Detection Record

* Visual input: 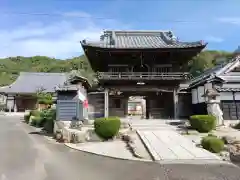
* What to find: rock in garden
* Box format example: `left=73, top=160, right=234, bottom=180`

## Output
left=220, top=151, right=230, bottom=161
left=121, top=134, right=132, bottom=142
left=222, top=136, right=237, bottom=144
left=229, top=144, right=240, bottom=162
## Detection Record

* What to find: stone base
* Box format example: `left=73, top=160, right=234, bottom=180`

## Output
left=54, top=120, right=131, bottom=144
left=229, top=144, right=240, bottom=162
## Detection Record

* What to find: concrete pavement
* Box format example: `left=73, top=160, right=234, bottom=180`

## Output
left=1, top=116, right=240, bottom=180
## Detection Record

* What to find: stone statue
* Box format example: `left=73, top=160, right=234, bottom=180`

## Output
left=202, top=89, right=224, bottom=126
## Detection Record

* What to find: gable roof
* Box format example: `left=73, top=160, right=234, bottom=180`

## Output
left=81, top=30, right=207, bottom=49
left=188, top=55, right=240, bottom=89
left=0, top=72, right=67, bottom=94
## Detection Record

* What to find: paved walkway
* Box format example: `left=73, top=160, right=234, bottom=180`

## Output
left=127, top=119, right=221, bottom=162
left=138, top=130, right=221, bottom=162
left=127, top=119, right=178, bottom=131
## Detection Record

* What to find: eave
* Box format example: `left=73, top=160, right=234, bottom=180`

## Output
left=81, top=43, right=207, bottom=52
left=188, top=75, right=225, bottom=90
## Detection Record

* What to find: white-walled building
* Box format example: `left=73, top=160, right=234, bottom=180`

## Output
left=187, top=55, right=240, bottom=120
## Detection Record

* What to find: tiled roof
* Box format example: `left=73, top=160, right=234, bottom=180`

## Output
left=55, top=84, right=79, bottom=91
left=218, top=73, right=240, bottom=82
left=81, top=30, right=206, bottom=49
left=0, top=72, right=67, bottom=94
left=188, top=55, right=240, bottom=89
left=215, top=87, right=240, bottom=92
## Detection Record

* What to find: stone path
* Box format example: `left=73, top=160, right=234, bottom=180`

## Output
left=128, top=119, right=179, bottom=131
left=137, top=130, right=221, bottom=162
left=126, top=119, right=222, bottom=162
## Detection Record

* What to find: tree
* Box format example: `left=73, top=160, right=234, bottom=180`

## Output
left=188, top=50, right=233, bottom=77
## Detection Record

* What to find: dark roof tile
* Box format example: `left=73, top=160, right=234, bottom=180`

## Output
left=0, top=72, right=67, bottom=94
left=81, top=30, right=206, bottom=49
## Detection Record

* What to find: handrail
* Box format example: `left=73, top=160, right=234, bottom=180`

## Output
left=97, top=71, right=192, bottom=80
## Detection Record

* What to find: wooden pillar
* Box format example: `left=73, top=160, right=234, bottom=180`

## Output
left=104, top=89, right=109, bottom=118
left=145, top=96, right=150, bottom=119
left=173, top=88, right=179, bottom=119
left=13, top=96, right=17, bottom=112
left=124, top=96, right=128, bottom=117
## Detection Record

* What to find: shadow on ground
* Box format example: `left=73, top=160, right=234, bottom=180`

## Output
left=28, top=129, right=53, bottom=137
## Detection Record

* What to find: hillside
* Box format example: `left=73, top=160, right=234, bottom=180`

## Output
left=0, top=55, right=93, bottom=86
left=0, top=50, right=234, bottom=86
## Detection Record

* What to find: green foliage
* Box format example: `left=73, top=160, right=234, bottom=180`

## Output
left=189, top=115, right=216, bottom=133
left=29, top=108, right=56, bottom=133
left=42, top=108, right=56, bottom=133
left=37, top=92, right=53, bottom=105
left=188, top=50, right=233, bottom=77
left=94, top=117, right=121, bottom=140
left=24, top=114, right=31, bottom=123
left=30, top=116, right=42, bottom=127
left=0, top=55, right=94, bottom=86
left=201, top=135, right=224, bottom=153
left=30, top=110, right=41, bottom=117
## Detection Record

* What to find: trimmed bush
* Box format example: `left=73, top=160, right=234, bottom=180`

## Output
left=94, top=117, right=121, bottom=140
left=43, top=108, right=56, bottom=133
left=30, top=116, right=42, bottom=127
left=24, top=114, right=30, bottom=123
left=234, top=122, right=240, bottom=129
left=189, top=115, right=216, bottom=133
left=201, top=135, right=224, bottom=153
left=30, top=110, right=41, bottom=117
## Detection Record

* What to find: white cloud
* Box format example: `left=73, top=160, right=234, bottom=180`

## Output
left=204, top=36, right=224, bottom=43
left=0, top=12, right=130, bottom=59
left=217, top=17, right=240, bottom=25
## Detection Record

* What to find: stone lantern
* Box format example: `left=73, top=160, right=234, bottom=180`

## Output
left=202, top=88, right=224, bottom=126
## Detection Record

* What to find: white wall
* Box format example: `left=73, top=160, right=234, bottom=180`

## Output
left=197, top=86, right=205, bottom=103
left=220, top=92, right=234, bottom=100
left=191, top=88, right=198, bottom=104
left=234, top=92, right=240, bottom=100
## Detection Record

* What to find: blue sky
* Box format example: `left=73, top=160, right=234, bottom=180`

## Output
left=1, top=0, right=240, bottom=59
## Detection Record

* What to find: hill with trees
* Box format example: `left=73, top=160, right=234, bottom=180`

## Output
left=0, top=50, right=234, bottom=86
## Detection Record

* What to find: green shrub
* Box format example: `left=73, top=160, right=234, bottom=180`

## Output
left=38, top=99, right=53, bottom=105
left=30, top=116, right=41, bottom=127
left=201, top=136, right=224, bottom=153
left=43, top=108, right=56, bottom=133
left=30, top=110, right=41, bottom=117
left=37, top=110, right=49, bottom=127
left=24, top=114, right=30, bottom=123
left=94, top=116, right=121, bottom=140
left=37, top=92, right=53, bottom=105
left=234, top=122, right=240, bottom=129
left=189, top=115, right=216, bottom=133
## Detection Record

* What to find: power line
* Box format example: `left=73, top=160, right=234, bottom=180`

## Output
left=1, top=11, right=216, bottom=23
